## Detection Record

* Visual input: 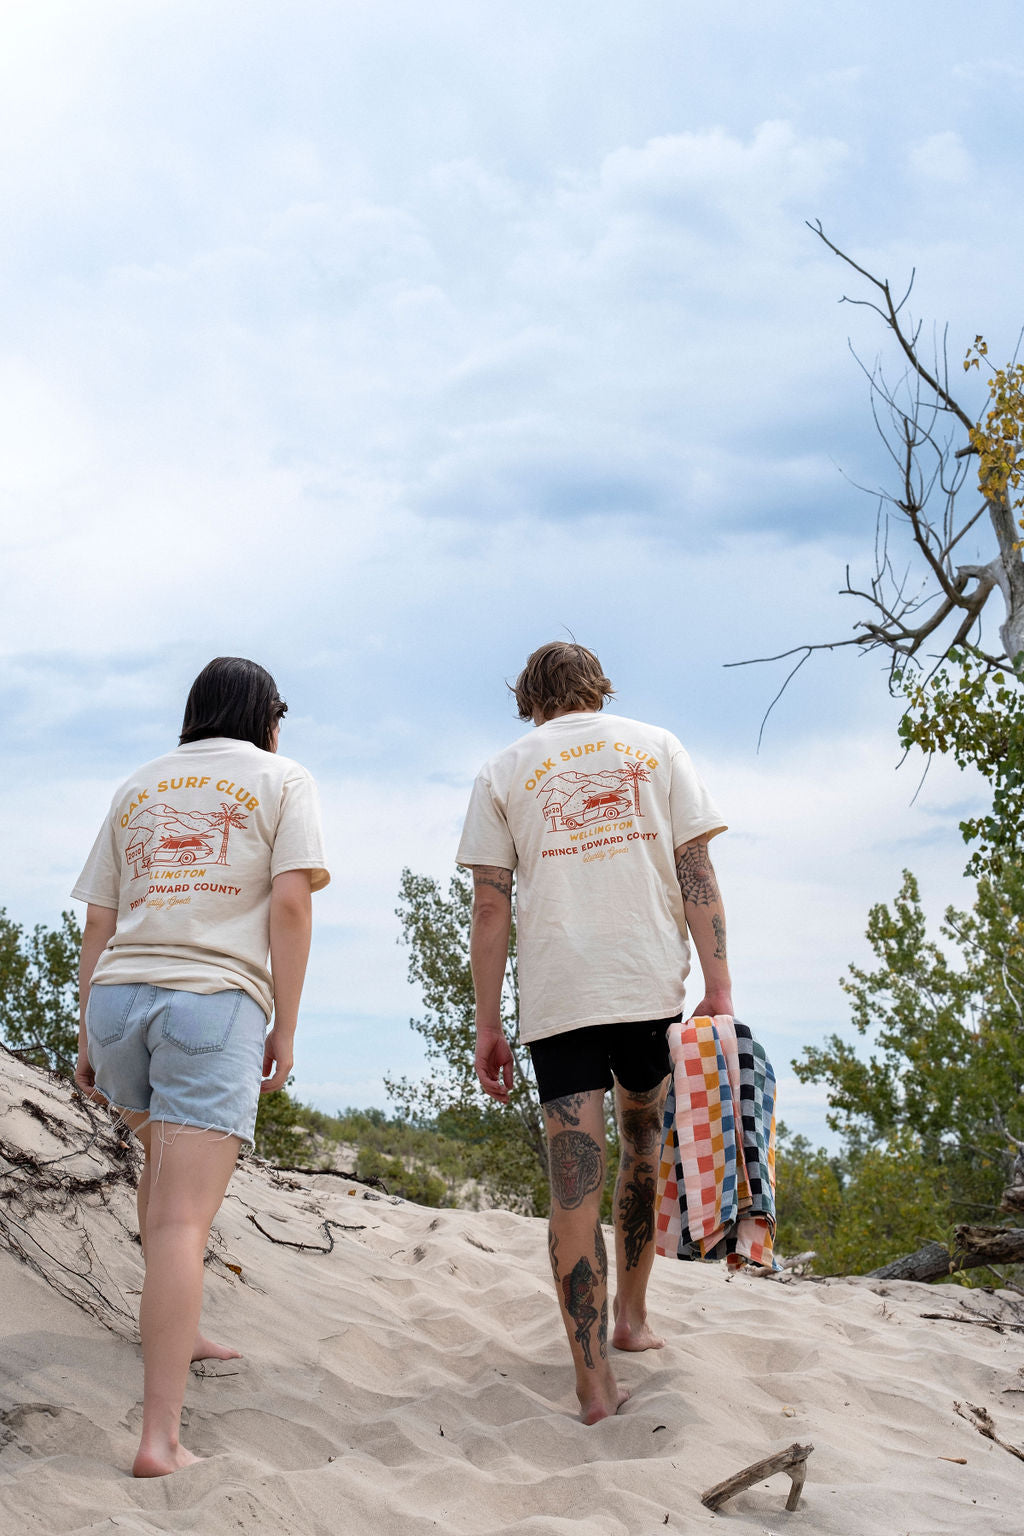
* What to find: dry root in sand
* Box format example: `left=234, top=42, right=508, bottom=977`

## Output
left=701, top=1441, right=814, bottom=1513
left=0, top=1049, right=144, bottom=1339
left=953, top=1402, right=1024, bottom=1463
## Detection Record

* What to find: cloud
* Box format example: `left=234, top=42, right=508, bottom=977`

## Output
left=908, top=132, right=974, bottom=185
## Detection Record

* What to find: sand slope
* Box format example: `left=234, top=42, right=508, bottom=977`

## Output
left=1, top=1050, right=1022, bottom=1535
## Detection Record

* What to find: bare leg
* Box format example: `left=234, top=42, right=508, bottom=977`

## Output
left=611, top=1077, right=668, bottom=1351
left=128, top=1121, right=242, bottom=1477
left=128, top=1112, right=241, bottom=1364
left=543, top=1090, right=630, bottom=1424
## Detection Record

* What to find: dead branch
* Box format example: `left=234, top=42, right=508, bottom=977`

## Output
left=729, top=224, right=1024, bottom=730
left=246, top=1213, right=366, bottom=1253
left=921, top=1314, right=1024, bottom=1334
left=701, top=1442, right=814, bottom=1513
left=953, top=1402, right=1024, bottom=1463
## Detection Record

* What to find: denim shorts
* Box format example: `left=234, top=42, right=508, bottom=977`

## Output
left=85, top=983, right=267, bottom=1148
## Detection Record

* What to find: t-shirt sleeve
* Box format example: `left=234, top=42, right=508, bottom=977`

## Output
left=271, top=769, right=330, bottom=891
left=71, top=812, right=121, bottom=909
left=668, top=745, right=727, bottom=849
left=455, top=771, right=517, bottom=871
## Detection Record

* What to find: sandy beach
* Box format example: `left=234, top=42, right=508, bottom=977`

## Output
left=1, top=1048, right=1022, bottom=1535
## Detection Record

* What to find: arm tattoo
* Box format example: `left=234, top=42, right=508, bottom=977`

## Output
left=619, top=1106, right=663, bottom=1158
left=544, top=1091, right=586, bottom=1127
left=472, top=866, right=513, bottom=900
left=548, top=1130, right=604, bottom=1209
left=675, top=841, right=720, bottom=907
left=562, top=1257, right=602, bottom=1368
left=712, top=913, right=727, bottom=960
left=548, top=1227, right=560, bottom=1281
left=618, top=1161, right=656, bottom=1270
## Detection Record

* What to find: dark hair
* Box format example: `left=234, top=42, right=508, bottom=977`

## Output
left=511, top=641, right=614, bottom=722
left=179, top=657, right=287, bottom=751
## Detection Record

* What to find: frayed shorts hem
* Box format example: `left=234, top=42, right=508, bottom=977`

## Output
left=97, top=1090, right=256, bottom=1151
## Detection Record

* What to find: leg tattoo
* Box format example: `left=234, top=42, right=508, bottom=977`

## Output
left=562, top=1257, right=601, bottom=1368
left=619, top=1162, right=656, bottom=1270
left=544, top=1092, right=587, bottom=1128
left=619, top=1107, right=662, bottom=1157
left=548, top=1130, right=603, bottom=1209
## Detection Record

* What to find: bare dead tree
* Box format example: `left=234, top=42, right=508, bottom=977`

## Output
left=730, top=222, right=1024, bottom=726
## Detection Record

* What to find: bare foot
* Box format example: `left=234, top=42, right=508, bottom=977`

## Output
left=612, top=1317, right=665, bottom=1351
left=132, top=1442, right=201, bottom=1478
left=578, top=1381, right=631, bottom=1425
left=612, top=1296, right=664, bottom=1351
left=192, top=1333, right=241, bottom=1362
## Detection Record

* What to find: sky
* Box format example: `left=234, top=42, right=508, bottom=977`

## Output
left=2, top=0, right=1022, bottom=1147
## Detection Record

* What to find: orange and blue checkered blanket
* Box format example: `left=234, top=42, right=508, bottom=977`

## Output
left=655, top=1015, right=777, bottom=1269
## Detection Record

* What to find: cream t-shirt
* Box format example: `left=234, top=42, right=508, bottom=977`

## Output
left=73, top=737, right=330, bottom=1019
left=456, top=711, right=726, bottom=1044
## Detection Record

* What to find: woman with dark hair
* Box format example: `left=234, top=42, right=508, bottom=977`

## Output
left=72, top=657, right=329, bottom=1478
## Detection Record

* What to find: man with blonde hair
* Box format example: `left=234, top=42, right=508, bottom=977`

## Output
left=457, top=641, right=732, bottom=1422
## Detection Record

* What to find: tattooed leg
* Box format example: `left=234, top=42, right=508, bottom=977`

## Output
left=542, top=1089, right=629, bottom=1424
left=611, top=1075, right=668, bottom=1352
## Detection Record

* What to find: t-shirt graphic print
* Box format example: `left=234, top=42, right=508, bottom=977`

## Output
left=74, top=738, right=329, bottom=1018
left=457, top=712, right=725, bottom=1044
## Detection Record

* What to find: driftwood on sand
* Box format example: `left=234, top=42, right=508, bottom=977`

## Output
left=868, top=1224, right=1024, bottom=1282
left=701, top=1442, right=814, bottom=1513
left=954, top=1402, right=1024, bottom=1463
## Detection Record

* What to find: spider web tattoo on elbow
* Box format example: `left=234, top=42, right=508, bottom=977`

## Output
left=675, top=842, right=720, bottom=906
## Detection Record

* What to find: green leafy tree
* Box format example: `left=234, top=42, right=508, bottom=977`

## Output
left=388, top=867, right=621, bottom=1218
left=795, top=868, right=1023, bottom=1233
left=387, top=868, right=549, bottom=1214
left=899, top=649, right=1024, bottom=880
left=252, top=1078, right=313, bottom=1165
left=0, top=907, right=82, bottom=1072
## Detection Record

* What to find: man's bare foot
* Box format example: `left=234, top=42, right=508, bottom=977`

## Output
left=132, top=1442, right=201, bottom=1478
left=612, top=1317, right=665, bottom=1351
left=578, top=1381, right=631, bottom=1425
left=192, top=1333, right=241, bottom=1362
left=612, top=1296, right=665, bottom=1351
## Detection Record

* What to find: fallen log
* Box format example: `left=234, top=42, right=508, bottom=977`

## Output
left=701, top=1442, right=813, bottom=1513
left=868, top=1224, right=1024, bottom=1282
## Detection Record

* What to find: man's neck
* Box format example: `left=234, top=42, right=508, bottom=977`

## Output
left=533, top=707, right=599, bottom=727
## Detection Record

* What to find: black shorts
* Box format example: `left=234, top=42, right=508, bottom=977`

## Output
left=529, top=1015, right=679, bottom=1105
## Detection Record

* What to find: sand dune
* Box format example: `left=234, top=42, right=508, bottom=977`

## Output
left=1, top=1049, right=1022, bottom=1534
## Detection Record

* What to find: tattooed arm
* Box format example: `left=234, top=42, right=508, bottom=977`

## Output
left=674, top=836, right=734, bottom=1020
left=469, top=866, right=515, bottom=1103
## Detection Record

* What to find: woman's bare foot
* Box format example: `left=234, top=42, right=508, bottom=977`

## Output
left=612, top=1296, right=665, bottom=1351
left=132, top=1441, right=201, bottom=1478
left=578, top=1380, right=631, bottom=1425
left=192, top=1333, right=241, bottom=1362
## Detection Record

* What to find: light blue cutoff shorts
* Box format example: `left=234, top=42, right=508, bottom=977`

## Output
left=86, top=983, right=267, bottom=1148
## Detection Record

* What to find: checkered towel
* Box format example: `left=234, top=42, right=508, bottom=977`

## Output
left=655, top=1015, right=777, bottom=1269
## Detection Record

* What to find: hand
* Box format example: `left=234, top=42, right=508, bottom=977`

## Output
left=689, top=990, right=734, bottom=1022
left=475, top=1029, right=514, bottom=1104
left=74, top=1048, right=106, bottom=1104
left=261, top=1026, right=294, bottom=1094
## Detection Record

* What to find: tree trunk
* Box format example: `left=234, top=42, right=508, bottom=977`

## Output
left=868, top=1224, right=1024, bottom=1282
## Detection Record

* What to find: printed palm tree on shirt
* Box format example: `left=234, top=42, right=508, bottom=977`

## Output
left=206, top=802, right=249, bottom=865
left=621, top=761, right=651, bottom=817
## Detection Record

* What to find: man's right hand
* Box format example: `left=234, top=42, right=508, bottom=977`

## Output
left=475, top=1028, right=514, bottom=1104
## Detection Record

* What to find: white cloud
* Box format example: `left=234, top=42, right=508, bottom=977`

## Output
left=908, top=131, right=974, bottom=185
left=2, top=0, right=1020, bottom=1152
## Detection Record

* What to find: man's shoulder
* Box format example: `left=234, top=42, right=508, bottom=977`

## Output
left=600, top=712, right=684, bottom=748
left=475, top=726, right=536, bottom=778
